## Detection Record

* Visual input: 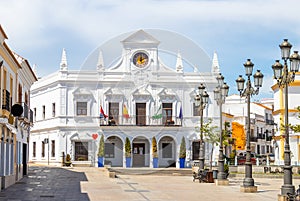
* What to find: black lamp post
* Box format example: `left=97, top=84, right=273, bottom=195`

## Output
left=236, top=59, right=263, bottom=192
left=272, top=39, right=300, bottom=198
left=194, top=83, right=209, bottom=170
left=214, top=73, right=229, bottom=184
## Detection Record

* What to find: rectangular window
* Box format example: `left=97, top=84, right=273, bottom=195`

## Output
left=162, top=143, right=172, bottom=158
left=193, top=103, right=200, bottom=116
left=33, top=142, right=36, bottom=157
left=51, top=140, right=55, bottom=157
left=18, top=84, right=22, bottom=103
left=162, top=103, right=172, bottom=124
left=42, top=141, right=45, bottom=157
left=109, top=102, right=119, bottom=124
left=42, top=105, right=45, bottom=119
left=75, top=142, right=88, bottom=160
left=104, top=143, right=115, bottom=158
left=33, top=108, right=36, bottom=121
left=76, top=102, right=87, bottom=116
left=52, top=103, right=55, bottom=117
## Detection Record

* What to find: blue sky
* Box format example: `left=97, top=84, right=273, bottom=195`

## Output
left=1, top=0, right=300, bottom=100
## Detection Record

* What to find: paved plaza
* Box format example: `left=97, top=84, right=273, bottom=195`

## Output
left=0, top=164, right=298, bottom=201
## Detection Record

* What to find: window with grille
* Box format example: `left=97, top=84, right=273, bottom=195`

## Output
left=162, top=143, right=172, bottom=158
left=105, top=143, right=115, bottom=158
left=76, top=102, right=87, bottom=116
left=51, top=140, right=55, bottom=157
left=193, top=103, right=200, bottom=116
left=42, top=105, right=45, bottom=119
left=42, top=141, right=45, bottom=157
left=33, top=142, right=36, bottom=157
left=52, top=103, right=56, bottom=117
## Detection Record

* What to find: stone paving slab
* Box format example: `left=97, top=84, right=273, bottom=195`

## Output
left=0, top=165, right=298, bottom=201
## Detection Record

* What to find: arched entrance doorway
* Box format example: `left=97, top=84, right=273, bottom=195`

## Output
left=158, top=136, right=176, bottom=167
left=105, top=136, right=123, bottom=167
left=132, top=136, right=150, bottom=167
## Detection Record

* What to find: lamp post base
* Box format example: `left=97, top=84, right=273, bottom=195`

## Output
left=278, top=194, right=290, bottom=201
left=280, top=184, right=295, bottom=199
left=240, top=185, right=257, bottom=193
left=215, top=179, right=229, bottom=186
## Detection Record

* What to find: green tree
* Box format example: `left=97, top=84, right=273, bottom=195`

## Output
left=179, top=136, right=186, bottom=159
left=98, top=134, right=105, bottom=157
left=125, top=137, right=131, bottom=158
left=196, top=118, right=230, bottom=170
left=152, top=137, right=158, bottom=158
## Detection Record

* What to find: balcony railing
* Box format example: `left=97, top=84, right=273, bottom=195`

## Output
left=266, top=119, right=275, bottom=125
left=2, top=89, right=10, bottom=111
left=29, top=109, right=33, bottom=124
left=21, top=102, right=29, bottom=119
left=266, top=136, right=273, bottom=141
left=100, top=115, right=182, bottom=127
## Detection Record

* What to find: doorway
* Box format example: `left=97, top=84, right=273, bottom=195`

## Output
left=22, top=143, right=27, bottom=175
left=74, top=141, right=88, bottom=161
left=132, top=143, right=145, bottom=167
left=136, top=103, right=146, bottom=125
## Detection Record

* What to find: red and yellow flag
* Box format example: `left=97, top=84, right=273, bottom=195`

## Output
left=123, top=104, right=129, bottom=119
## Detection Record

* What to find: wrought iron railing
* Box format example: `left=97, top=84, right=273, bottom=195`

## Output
left=2, top=89, right=10, bottom=111
left=29, top=109, right=33, bottom=123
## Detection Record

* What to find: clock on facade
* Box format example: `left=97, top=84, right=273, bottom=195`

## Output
left=132, top=52, right=149, bottom=68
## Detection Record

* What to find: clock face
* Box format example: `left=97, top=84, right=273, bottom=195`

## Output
left=133, top=52, right=149, bottom=68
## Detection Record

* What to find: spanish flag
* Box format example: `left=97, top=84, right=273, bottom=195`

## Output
left=123, top=104, right=130, bottom=119
left=100, top=105, right=108, bottom=118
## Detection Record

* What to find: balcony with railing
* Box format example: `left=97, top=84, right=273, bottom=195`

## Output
left=266, top=136, right=273, bottom=141
left=29, top=109, right=33, bottom=124
left=21, top=102, right=29, bottom=119
left=265, top=118, right=274, bottom=125
left=2, top=89, right=10, bottom=112
left=250, top=137, right=258, bottom=142
left=100, top=114, right=182, bottom=127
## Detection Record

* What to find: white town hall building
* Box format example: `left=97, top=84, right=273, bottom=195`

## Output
left=29, top=29, right=226, bottom=168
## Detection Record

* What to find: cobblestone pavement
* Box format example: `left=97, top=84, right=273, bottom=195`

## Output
left=0, top=165, right=298, bottom=201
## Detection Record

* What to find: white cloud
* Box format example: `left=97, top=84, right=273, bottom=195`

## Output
left=1, top=0, right=300, bottom=93
left=2, top=0, right=300, bottom=51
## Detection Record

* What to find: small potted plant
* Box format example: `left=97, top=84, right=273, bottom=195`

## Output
left=98, top=134, right=105, bottom=167
left=125, top=137, right=131, bottom=168
left=65, top=154, right=72, bottom=167
left=152, top=137, right=158, bottom=168
left=179, top=136, right=186, bottom=168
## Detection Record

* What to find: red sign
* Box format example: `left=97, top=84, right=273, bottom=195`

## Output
left=92, top=133, right=98, bottom=140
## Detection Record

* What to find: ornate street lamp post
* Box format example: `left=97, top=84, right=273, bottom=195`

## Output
left=194, top=83, right=209, bottom=170
left=214, top=73, right=229, bottom=185
left=272, top=39, right=300, bottom=198
left=236, top=59, right=264, bottom=192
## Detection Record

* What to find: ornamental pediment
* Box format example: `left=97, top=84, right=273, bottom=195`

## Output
left=104, top=88, right=124, bottom=102
left=158, top=88, right=178, bottom=102
left=132, top=87, right=152, bottom=102
left=73, top=88, right=94, bottom=100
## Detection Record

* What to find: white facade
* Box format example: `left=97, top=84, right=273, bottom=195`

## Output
left=224, top=94, right=275, bottom=156
left=272, top=73, right=300, bottom=165
left=30, top=30, right=224, bottom=168
left=0, top=25, right=37, bottom=190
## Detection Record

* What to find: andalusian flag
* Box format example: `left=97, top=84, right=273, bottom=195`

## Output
left=152, top=105, right=162, bottom=119
left=123, top=104, right=129, bottom=119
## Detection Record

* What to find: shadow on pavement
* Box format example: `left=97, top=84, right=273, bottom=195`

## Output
left=0, top=165, right=90, bottom=201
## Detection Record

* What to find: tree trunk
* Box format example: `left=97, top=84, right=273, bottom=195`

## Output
left=210, top=145, right=214, bottom=171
